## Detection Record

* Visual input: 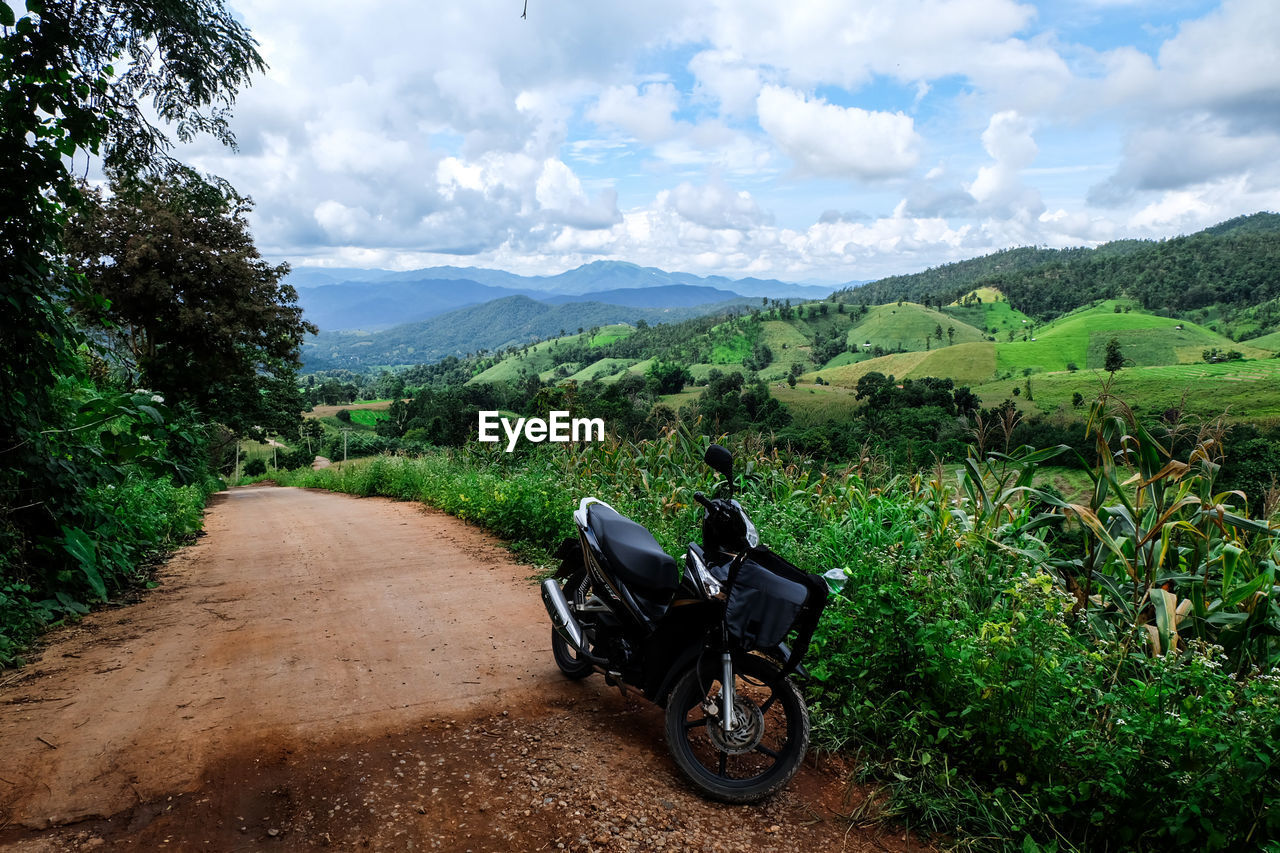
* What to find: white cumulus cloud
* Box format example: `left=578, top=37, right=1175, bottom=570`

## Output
left=756, top=86, right=921, bottom=180
left=967, top=111, right=1044, bottom=220
left=588, top=83, right=681, bottom=143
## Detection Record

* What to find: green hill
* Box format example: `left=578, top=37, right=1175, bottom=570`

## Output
left=464, top=294, right=1269, bottom=402
left=809, top=350, right=935, bottom=388
left=566, top=357, right=639, bottom=382
left=844, top=303, right=986, bottom=353
left=972, top=359, right=1280, bottom=421
left=1243, top=328, right=1280, bottom=351
left=942, top=288, right=1034, bottom=340
left=836, top=212, right=1280, bottom=328
left=806, top=301, right=1269, bottom=394
left=468, top=333, right=588, bottom=384
left=994, top=302, right=1270, bottom=375
left=811, top=341, right=997, bottom=388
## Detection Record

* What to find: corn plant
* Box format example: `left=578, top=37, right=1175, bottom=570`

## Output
left=1021, top=395, right=1280, bottom=673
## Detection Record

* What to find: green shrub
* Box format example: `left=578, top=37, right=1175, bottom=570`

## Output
left=274, top=425, right=1280, bottom=851
left=2, top=383, right=217, bottom=664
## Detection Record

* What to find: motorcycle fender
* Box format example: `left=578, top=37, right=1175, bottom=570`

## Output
left=765, top=642, right=809, bottom=680
left=653, top=644, right=703, bottom=708
left=551, top=537, right=583, bottom=579
left=652, top=643, right=810, bottom=706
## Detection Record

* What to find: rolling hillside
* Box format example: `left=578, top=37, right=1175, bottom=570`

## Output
left=808, top=301, right=1267, bottom=390
left=1245, top=329, right=1280, bottom=351
left=303, top=297, right=747, bottom=370
left=299, top=214, right=1280, bottom=427
left=808, top=342, right=997, bottom=388
left=844, top=303, right=986, bottom=352
left=971, top=359, right=1280, bottom=421
left=836, top=212, right=1280, bottom=332
left=457, top=291, right=1275, bottom=401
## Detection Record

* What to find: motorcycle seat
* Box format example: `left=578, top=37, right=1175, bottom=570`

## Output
left=586, top=504, right=678, bottom=595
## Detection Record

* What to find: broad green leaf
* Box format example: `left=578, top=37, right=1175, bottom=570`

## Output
left=61, top=526, right=106, bottom=601
left=1151, top=588, right=1179, bottom=655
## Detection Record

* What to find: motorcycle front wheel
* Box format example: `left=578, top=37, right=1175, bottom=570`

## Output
left=664, top=652, right=809, bottom=803
left=550, top=571, right=594, bottom=680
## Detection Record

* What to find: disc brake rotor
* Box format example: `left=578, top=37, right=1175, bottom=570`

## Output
left=706, top=695, right=765, bottom=755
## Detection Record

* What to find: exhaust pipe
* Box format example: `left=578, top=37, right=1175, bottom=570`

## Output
left=541, top=578, right=587, bottom=655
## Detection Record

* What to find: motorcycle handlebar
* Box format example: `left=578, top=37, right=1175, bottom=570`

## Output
left=693, top=492, right=714, bottom=510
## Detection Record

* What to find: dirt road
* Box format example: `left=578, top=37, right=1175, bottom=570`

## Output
left=0, top=486, right=922, bottom=851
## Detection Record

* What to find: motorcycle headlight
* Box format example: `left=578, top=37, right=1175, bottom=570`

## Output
left=735, top=503, right=759, bottom=548
left=690, top=550, right=720, bottom=597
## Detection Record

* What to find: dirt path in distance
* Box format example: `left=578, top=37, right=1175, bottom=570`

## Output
left=0, top=486, right=926, bottom=852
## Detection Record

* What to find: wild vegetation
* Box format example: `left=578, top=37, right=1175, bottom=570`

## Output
left=259, top=407, right=1279, bottom=851
left=261, top=212, right=1280, bottom=850
left=5, top=5, right=1280, bottom=850
left=1, top=1, right=305, bottom=662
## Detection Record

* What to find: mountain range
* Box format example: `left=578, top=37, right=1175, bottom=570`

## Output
left=299, top=212, right=1280, bottom=375
left=289, top=260, right=837, bottom=331
left=302, top=294, right=755, bottom=371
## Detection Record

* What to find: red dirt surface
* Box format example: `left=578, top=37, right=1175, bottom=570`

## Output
left=0, top=486, right=927, bottom=852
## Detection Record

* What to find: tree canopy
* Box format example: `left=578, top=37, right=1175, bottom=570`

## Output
left=65, top=169, right=315, bottom=436
left=1, top=0, right=269, bottom=621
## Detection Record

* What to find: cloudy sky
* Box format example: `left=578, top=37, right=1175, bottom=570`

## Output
left=177, top=0, right=1280, bottom=283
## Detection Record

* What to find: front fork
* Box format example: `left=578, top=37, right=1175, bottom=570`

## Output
left=720, top=651, right=737, bottom=733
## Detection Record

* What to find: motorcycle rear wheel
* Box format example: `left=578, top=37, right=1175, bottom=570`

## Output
left=664, top=653, right=809, bottom=803
left=551, top=572, right=594, bottom=680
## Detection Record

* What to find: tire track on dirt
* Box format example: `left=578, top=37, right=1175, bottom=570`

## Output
left=0, top=486, right=926, bottom=852
left=0, top=486, right=556, bottom=828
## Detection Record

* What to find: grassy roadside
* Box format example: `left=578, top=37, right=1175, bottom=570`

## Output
left=260, top=428, right=1280, bottom=852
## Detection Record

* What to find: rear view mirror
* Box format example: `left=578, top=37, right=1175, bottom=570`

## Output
left=704, top=444, right=733, bottom=482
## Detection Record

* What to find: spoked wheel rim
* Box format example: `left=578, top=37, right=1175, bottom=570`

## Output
left=665, top=653, right=809, bottom=803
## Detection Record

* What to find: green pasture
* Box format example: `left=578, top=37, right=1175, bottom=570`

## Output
left=809, top=349, right=933, bottom=388
left=588, top=324, right=633, bottom=347
left=770, top=383, right=862, bottom=425
left=346, top=408, right=389, bottom=426
left=1244, top=328, right=1280, bottom=351
left=685, top=363, right=720, bottom=382
left=972, top=358, right=1280, bottom=421
left=566, top=357, right=637, bottom=383
left=991, top=302, right=1260, bottom=375
left=821, top=350, right=865, bottom=369
left=902, top=342, right=997, bottom=385
left=709, top=331, right=752, bottom=364
left=943, top=288, right=1032, bottom=338
left=845, top=302, right=985, bottom=352
left=623, top=357, right=655, bottom=377
left=760, top=319, right=813, bottom=352
left=468, top=334, right=585, bottom=383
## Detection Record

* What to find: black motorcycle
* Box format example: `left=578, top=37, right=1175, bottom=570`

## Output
left=540, top=444, right=829, bottom=803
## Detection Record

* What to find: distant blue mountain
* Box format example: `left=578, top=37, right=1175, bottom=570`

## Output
left=287, top=260, right=837, bottom=330
left=540, top=284, right=744, bottom=308
left=296, top=278, right=539, bottom=331
left=302, top=294, right=753, bottom=370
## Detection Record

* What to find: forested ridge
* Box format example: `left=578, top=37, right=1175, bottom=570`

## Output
left=304, top=293, right=751, bottom=370
left=837, top=212, right=1280, bottom=335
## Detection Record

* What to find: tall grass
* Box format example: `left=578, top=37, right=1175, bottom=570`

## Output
left=268, top=421, right=1279, bottom=851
